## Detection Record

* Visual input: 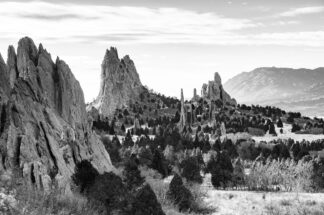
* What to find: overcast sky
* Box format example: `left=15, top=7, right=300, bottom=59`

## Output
left=0, top=0, right=323, bottom=101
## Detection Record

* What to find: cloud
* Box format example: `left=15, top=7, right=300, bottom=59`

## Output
left=0, top=1, right=323, bottom=47
left=279, top=6, right=324, bottom=17
left=17, top=13, right=98, bottom=21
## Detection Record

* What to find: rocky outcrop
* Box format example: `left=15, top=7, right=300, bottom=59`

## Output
left=201, top=72, right=236, bottom=106
left=192, top=88, right=199, bottom=101
left=0, top=37, right=113, bottom=192
left=90, top=47, right=143, bottom=117
left=179, top=89, right=186, bottom=132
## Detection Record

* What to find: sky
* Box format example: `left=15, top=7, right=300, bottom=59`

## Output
left=0, top=0, right=323, bottom=101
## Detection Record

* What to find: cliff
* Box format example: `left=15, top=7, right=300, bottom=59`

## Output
left=0, top=37, right=114, bottom=192
left=90, top=47, right=143, bottom=117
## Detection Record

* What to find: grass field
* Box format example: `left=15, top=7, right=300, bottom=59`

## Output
left=206, top=189, right=324, bottom=215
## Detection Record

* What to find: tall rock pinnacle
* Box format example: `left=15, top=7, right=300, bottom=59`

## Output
left=179, top=89, right=187, bottom=132
left=91, top=47, right=143, bottom=117
left=201, top=72, right=236, bottom=106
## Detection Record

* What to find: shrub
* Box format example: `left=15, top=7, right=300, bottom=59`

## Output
left=123, top=159, right=145, bottom=191
left=12, top=182, right=106, bottom=215
left=277, top=118, right=283, bottom=128
left=209, top=151, right=234, bottom=188
left=72, top=160, right=99, bottom=193
left=151, top=149, right=170, bottom=178
left=180, top=157, right=202, bottom=184
left=132, top=184, right=165, bottom=215
left=101, top=136, right=121, bottom=165
left=248, top=127, right=265, bottom=136
left=291, top=123, right=301, bottom=133
left=88, top=172, right=131, bottom=214
left=138, top=146, right=153, bottom=166
left=167, top=174, right=193, bottom=212
left=245, top=159, right=314, bottom=192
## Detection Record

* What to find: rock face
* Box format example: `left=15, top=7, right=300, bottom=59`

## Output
left=90, top=47, right=143, bottom=117
left=0, top=37, right=113, bottom=191
left=179, top=89, right=186, bottom=131
left=201, top=72, right=236, bottom=106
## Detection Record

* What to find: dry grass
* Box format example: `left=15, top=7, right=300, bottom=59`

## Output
left=139, top=166, right=216, bottom=214
left=206, top=189, right=324, bottom=215
left=0, top=176, right=105, bottom=215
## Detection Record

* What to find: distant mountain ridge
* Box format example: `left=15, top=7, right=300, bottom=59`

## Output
left=224, top=67, right=324, bottom=117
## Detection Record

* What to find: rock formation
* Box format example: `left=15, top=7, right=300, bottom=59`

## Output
left=201, top=72, right=236, bottom=106
left=192, top=88, right=199, bottom=101
left=179, top=89, right=187, bottom=132
left=0, top=37, right=114, bottom=192
left=90, top=47, right=143, bottom=117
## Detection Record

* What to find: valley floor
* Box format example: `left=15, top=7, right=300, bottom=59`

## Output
left=205, top=189, right=324, bottom=215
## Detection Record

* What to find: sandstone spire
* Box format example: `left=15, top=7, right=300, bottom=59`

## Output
left=201, top=72, right=236, bottom=106
left=90, top=47, right=143, bottom=117
left=179, top=89, right=186, bottom=132
left=0, top=37, right=114, bottom=191
left=192, top=88, right=199, bottom=101
left=7, top=45, right=17, bottom=89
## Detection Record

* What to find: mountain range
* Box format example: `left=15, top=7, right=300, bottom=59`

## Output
left=224, top=67, right=324, bottom=117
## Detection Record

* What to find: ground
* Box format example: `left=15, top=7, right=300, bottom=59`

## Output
left=206, top=189, right=324, bottom=215
left=253, top=123, right=324, bottom=142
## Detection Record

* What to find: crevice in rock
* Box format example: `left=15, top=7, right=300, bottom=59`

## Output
left=36, top=72, right=43, bottom=91
left=219, top=85, right=223, bottom=101
left=15, top=136, right=22, bottom=167
left=36, top=142, right=42, bottom=157
left=11, top=104, right=20, bottom=128
left=0, top=104, right=7, bottom=135
left=30, top=163, right=36, bottom=184
left=1, top=153, right=6, bottom=170
left=40, top=122, right=58, bottom=172
left=24, top=81, right=38, bottom=102
left=70, top=142, right=78, bottom=165
left=53, top=69, right=63, bottom=116
left=39, top=175, right=43, bottom=190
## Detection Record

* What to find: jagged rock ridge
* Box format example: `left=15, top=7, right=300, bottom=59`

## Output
left=200, top=72, right=236, bottom=106
left=0, top=37, right=113, bottom=191
left=90, top=47, right=143, bottom=117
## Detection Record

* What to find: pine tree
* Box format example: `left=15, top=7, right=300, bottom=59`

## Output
left=123, top=159, right=145, bottom=191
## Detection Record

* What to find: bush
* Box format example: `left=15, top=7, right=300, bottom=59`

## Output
left=72, top=160, right=99, bottom=193
left=180, top=157, right=202, bottom=184
left=101, top=136, right=121, bottom=165
left=151, top=149, right=170, bottom=178
left=208, top=151, right=233, bottom=188
left=277, top=118, right=283, bottom=128
left=12, top=182, right=106, bottom=215
left=245, top=159, right=314, bottom=192
left=167, top=174, right=193, bottom=212
left=248, top=127, right=265, bottom=136
left=291, top=123, right=301, bottom=133
left=88, top=172, right=131, bottom=214
left=132, top=184, right=165, bottom=215
left=123, top=159, right=145, bottom=191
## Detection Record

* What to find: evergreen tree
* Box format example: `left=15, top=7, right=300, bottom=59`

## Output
left=180, top=156, right=202, bottom=184
left=151, top=149, right=169, bottom=177
left=72, top=160, right=99, bottom=193
left=277, top=118, right=283, bottom=128
left=167, top=174, right=193, bottom=212
left=132, top=184, right=166, bottom=215
left=123, top=159, right=145, bottom=191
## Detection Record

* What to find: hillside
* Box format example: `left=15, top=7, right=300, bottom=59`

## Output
left=224, top=67, right=324, bottom=117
